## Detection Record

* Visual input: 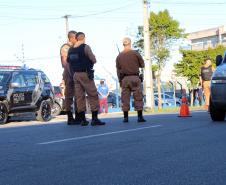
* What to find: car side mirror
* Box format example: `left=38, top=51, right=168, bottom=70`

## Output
left=10, top=82, right=20, bottom=88
left=216, top=55, right=223, bottom=67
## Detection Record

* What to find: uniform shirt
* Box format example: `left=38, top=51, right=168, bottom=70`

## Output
left=60, top=43, right=70, bottom=68
left=97, top=84, right=109, bottom=99
left=84, top=45, right=96, bottom=64
left=200, top=65, right=214, bottom=81
left=116, top=49, right=144, bottom=79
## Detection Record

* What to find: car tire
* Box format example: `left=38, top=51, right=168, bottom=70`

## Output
left=36, top=99, right=52, bottom=122
left=0, top=102, right=8, bottom=124
left=52, top=102, right=61, bottom=117
left=209, top=98, right=225, bottom=121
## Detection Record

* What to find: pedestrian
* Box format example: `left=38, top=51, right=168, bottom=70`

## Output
left=116, top=37, right=146, bottom=123
left=60, top=30, right=80, bottom=125
left=98, top=79, right=109, bottom=114
left=67, top=32, right=105, bottom=126
left=197, top=83, right=204, bottom=106
left=199, top=58, right=215, bottom=110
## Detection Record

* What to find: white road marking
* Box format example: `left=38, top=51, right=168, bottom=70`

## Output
left=37, top=125, right=162, bottom=145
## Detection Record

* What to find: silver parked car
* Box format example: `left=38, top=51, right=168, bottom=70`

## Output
left=210, top=55, right=226, bottom=121
left=154, top=93, right=181, bottom=107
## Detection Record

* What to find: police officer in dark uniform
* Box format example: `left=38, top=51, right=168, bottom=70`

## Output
left=67, top=32, right=105, bottom=126
left=116, top=37, right=146, bottom=123
left=60, top=30, right=80, bottom=125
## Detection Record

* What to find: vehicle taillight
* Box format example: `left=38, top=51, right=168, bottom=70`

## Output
left=55, top=93, right=62, bottom=98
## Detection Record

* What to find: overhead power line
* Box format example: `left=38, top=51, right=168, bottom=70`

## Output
left=0, top=2, right=137, bottom=22
left=152, top=1, right=226, bottom=5
left=70, top=2, right=137, bottom=18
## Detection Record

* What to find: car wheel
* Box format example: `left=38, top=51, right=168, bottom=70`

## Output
left=0, top=102, right=8, bottom=124
left=52, top=103, right=61, bottom=117
left=209, top=98, right=225, bottom=121
left=36, top=100, right=52, bottom=122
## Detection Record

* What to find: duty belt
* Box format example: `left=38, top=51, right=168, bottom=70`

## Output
left=74, top=69, right=87, bottom=72
left=124, top=73, right=139, bottom=76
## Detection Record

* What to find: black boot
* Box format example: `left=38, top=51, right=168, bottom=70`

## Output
left=79, top=111, right=89, bottom=126
left=74, top=111, right=81, bottom=125
left=137, top=110, right=146, bottom=123
left=91, top=111, right=105, bottom=126
left=123, top=111, right=129, bottom=123
left=67, top=111, right=75, bottom=125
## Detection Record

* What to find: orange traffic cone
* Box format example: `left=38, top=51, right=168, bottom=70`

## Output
left=178, top=96, right=192, bottom=117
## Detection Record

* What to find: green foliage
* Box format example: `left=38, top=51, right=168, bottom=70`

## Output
left=134, top=9, right=185, bottom=71
left=149, top=10, right=185, bottom=49
left=174, top=45, right=226, bottom=87
left=152, top=64, right=159, bottom=72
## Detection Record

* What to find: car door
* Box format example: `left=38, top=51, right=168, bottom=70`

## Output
left=23, top=71, right=39, bottom=106
left=10, top=72, right=28, bottom=108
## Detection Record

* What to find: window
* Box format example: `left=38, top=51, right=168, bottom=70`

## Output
left=0, top=72, right=10, bottom=85
left=23, top=72, right=38, bottom=87
left=11, top=73, right=26, bottom=87
left=41, top=73, right=50, bottom=84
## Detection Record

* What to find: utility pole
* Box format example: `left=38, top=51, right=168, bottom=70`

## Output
left=62, top=15, right=71, bottom=40
left=21, top=43, right=25, bottom=65
left=143, top=0, right=155, bottom=110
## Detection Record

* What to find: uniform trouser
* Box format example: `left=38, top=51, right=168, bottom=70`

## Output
left=63, top=68, right=76, bottom=112
left=203, top=80, right=211, bottom=106
left=121, top=76, right=143, bottom=111
left=73, top=72, right=99, bottom=113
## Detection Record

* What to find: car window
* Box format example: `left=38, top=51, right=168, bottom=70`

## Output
left=164, top=94, right=171, bottom=99
left=11, top=73, right=26, bottom=87
left=0, top=72, right=10, bottom=85
left=41, top=73, right=51, bottom=84
left=23, top=73, right=38, bottom=87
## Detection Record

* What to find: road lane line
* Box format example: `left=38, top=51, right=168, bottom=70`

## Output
left=37, top=125, right=162, bottom=145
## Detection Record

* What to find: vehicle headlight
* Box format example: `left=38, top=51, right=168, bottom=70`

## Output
left=212, top=79, right=226, bottom=84
left=211, top=68, right=226, bottom=83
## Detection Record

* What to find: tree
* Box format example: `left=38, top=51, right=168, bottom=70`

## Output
left=134, top=9, right=185, bottom=109
left=174, top=45, right=226, bottom=105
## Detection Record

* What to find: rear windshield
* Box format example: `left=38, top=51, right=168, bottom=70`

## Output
left=0, top=72, right=10, bottom=85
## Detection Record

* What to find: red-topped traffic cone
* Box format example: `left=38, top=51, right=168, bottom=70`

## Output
left=178, top=89, right=192, bottom=117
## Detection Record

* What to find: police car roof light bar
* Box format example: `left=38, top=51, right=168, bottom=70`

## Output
left=0, top=65, right=23, bottom=71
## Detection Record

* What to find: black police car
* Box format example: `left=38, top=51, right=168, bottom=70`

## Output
left=0, top=66, right=54, bottom=124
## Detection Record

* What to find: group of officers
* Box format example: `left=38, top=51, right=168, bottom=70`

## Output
left=60, top=30, right=146, bottom=126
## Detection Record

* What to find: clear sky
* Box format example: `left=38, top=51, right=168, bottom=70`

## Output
left=0, top=0, right=225, bottom=85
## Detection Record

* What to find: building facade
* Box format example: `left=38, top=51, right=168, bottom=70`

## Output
left=188, top=25, right=226, bottom=50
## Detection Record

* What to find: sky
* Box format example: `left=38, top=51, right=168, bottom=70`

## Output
left=0, top=0, right=226, bottom=85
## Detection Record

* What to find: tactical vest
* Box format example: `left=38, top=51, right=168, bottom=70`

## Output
left=201, top=65, right=213, bottom=81
left=67, top=44, right=92, bottom=72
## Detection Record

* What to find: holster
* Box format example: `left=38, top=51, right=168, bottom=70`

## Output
left=119, top=73, right=125, bottom=85
left=139, top=73, right=144, bottom=82
left=87, top=67, right=94, bottom=80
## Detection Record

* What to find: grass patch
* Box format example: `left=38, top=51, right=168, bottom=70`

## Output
left=143, top=106, right=204, bottom=115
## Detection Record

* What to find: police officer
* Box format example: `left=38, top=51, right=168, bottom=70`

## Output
left=60, top=30, right=79, bottom=125
left=67, top=32, right=105, bottom=126
left=116, top=37, right=146, bottom=123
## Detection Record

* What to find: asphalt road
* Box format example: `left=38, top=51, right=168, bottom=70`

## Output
left=1, top=111, right=226, bottom=185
